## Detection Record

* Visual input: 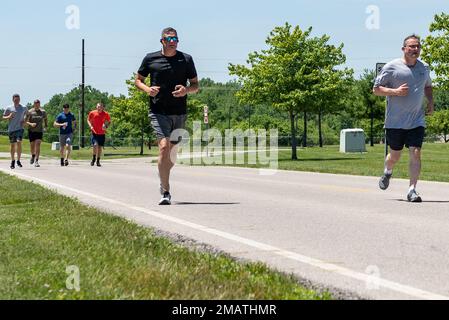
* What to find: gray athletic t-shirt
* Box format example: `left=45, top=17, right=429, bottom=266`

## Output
left=3, top=104, right=27, bottom=133
left=374, top=58, right=432, bottom=129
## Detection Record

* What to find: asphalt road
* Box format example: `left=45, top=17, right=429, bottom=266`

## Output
left=2, top=156, right=449, bottom=300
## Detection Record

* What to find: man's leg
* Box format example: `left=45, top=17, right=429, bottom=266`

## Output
left=379, top=149, right=402, bottom=190
left=379, top=128, right=406, bottom=190
left=30, top=140, right=36, bottom=162
left=385, top=150, right=402, bottom=172
left=64, top=135, right=72, bottom=165
left=33, top=139, right=41, bottom=167
left=97, top=143, right=103, bottom=158
left=10, top=141, right=16, bottom=169
left=10, top=143, right=16, bottom=161
left=405, top=127, right=425, bottom=202
left=17, top=141, right=22, bottom=162
left=158, top=138, right=173, bottom=192
left=169, top=143, right=179, bottom=168
left=65, top=144, right=72, bottom=161
left=96, top=143, right=103, bottom=166
left=91, top=138, right=98, bottom=166
left=60, top=138, right=65, bottom=166
left=409, top=147, right=421, bottom=189
left=35, top=140, right=41, bottom=161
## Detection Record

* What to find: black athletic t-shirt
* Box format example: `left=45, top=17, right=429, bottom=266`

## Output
left=138, top=50, right=197, bottom=115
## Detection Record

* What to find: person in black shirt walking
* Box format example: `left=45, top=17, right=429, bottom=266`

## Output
left=135, top=27, right=199, bottom=205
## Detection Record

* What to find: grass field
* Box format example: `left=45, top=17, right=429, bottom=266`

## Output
left=0, top=135, right=159, bottom=160
left=186, top=143, right=449, bottom=183
left=0, top=172, right=330, bottom=300
left=3, top=134, right=449, bottom=182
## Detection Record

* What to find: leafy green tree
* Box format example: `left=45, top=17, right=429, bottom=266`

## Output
left=351, top=70, right=386, bottom=146
left=434, top=88, right=449, bottom=111
left=194, top=78, right=241, bottom=132
left=427, top=109, right=449, bottom=142
left=229, top=23, right=352, bottom=159
left=110, top=75, right=154, bottom=154
left=422, top=12, right=449, bottom=91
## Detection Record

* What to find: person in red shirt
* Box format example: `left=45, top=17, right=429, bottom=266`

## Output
left=87, top=102, right=111, bottom=167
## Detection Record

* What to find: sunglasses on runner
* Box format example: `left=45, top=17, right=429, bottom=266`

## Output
left=162, top=36, right=179, bottom=43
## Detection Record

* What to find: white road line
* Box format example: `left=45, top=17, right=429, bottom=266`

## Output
left=3, top=169, right=449, bottom=300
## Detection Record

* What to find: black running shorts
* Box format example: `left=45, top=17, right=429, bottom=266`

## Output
left=386, top=126, right=425, bottom=151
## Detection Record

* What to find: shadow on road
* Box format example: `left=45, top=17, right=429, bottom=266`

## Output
left=392, top=199, right=449, bottom=203
left=174, top=202, right=240, bottom=206
left=279, top=157, right=359, bottom=162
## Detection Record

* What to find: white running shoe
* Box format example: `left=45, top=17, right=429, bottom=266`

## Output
left=159, top=192, right=172, bottom=205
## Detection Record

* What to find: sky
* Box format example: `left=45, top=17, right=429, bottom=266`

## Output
left=0, top=0, right=447, bottom=108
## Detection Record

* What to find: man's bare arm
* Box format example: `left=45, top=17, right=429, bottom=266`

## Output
left=172, top=77, right=200, bottom=98
left=373, top=84, right=409, bottom=97
left=187, top=77, right=199, bottom=94
left=135, top=73, right=160, bottom=97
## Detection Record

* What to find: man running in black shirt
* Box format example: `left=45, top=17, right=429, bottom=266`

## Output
left=135, top=27, right=199, bottom=205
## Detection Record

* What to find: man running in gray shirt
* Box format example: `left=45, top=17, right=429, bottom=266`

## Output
left=2, top=94, right=28, bottom=169
left=373, top=34, right=434, bottom=202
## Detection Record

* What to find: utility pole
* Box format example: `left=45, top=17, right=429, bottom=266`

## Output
left=204, top=105, right=209, bottom=157
left=370, top=102, right=374, bottom=147
left=376, top=62, right=387, bottom=157
left=81, top=39, right=86, bottom=148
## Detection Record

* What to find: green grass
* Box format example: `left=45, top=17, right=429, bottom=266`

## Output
left=0, top=136, right=159, bottom=160
left=0, top=172, right=330, bottom=300
left=277, top=144, right=449, bottom=182
left=187, top=143, right=449, bottom=183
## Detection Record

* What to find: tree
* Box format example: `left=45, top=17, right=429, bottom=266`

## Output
left=422, top=13, right=449, bottom=91
left=434, top=88, right=449, bottom=111
left=110, top=75, right=153, bottom=154
left=427, top=109, right=449, bottom=143
left=351, top=70, right=386, bottom=146
left=193, top=78, right=242, bottom=132
left=229, top=23, right=352, bottom=159
left=314, top=76, right=353, bottom=147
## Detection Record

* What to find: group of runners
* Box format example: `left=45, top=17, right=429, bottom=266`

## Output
left=2, top=99, right=111, bottom=169
left=2, top=28, right=434, bottom=205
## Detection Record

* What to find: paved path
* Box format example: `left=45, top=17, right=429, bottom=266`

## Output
left=1, top=157, right=449, bottom=300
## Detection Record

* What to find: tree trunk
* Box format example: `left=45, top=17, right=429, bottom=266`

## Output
left=140, top=116, right=144, bottom=156
left=302, top=111, right=307, bottom=148
left=318, top=108, right=323, bottom=148
left=370, top=103, right=374, bottom=147
left=290, top=111, right=298, bottom=160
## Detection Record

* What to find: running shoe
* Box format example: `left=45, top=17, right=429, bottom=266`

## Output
left=379, top=173, right=392, bottom=190
left=159, top=192, right=172, bottom=205
left=407, top=189, right=422, bottom=203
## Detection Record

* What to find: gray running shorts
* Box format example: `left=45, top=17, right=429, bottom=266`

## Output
left=150, top=113, right=187, bottom=145
left=59, top=133, right=73, bottom=147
